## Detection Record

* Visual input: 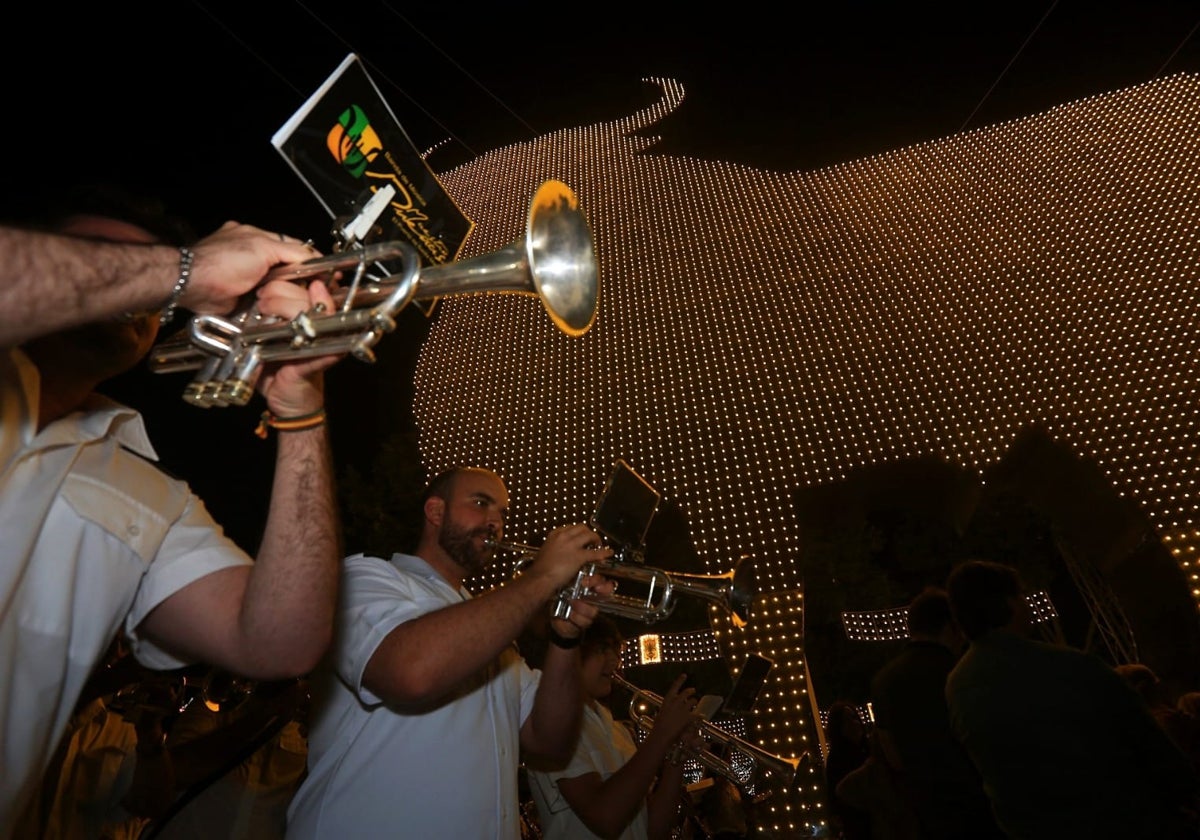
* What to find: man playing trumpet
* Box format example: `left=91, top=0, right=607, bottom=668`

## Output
left=286, top=466, right=616, bottom=839
left=1, top=184, right=343, bottom=837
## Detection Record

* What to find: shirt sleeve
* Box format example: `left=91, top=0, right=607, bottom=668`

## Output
left=120, top=488, right=251, bottom=669
left=335, top=555, right=451, bottom=705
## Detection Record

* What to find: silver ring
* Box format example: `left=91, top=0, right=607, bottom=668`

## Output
left=279, top=232, right=286, bottom=243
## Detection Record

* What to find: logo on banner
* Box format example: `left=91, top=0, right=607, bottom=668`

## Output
left=327, top=104, right=383, bottom=178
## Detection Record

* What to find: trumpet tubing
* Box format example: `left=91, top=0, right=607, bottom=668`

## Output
left=611, top=674, right=801, bottom=791
left=147, top=180, right=599, bottom=407
left=487, top=539, right=757, bottom=626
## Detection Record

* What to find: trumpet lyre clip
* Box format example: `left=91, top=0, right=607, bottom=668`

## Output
left=147, top=179, right=599, bottom=407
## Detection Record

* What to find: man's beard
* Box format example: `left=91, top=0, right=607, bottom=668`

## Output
left=439, top=518, right=494, bottom=577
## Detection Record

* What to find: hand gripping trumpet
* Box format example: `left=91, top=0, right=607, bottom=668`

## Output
left=612, top=673, right=803, bottom=792
left=487, top=537, right=757, bottom=627
left=147, top=180, right=599, bottom=407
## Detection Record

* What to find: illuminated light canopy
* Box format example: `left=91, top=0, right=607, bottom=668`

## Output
left=411, top=74, right=1200, bottom=836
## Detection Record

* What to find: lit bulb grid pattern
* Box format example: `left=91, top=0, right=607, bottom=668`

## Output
left=843, top=590, right=1058, bottom=641
left=622, top=629, right=723, bottom=666
left=413, top=74, right=1200, bottom=836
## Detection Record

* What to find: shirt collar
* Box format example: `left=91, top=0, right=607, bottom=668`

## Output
left=389, top=552, right=471, bottom=600
left=34, top=389, right=159, bottom=461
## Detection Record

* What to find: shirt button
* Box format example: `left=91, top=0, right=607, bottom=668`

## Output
left=128, top=525, right=140, bottom=536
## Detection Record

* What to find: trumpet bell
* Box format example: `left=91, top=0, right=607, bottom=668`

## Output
left=518, top=178, right=599, bottom=337
left=405, top=179, right=598, bottom=336
left=668, top=554, right=757, bottom=628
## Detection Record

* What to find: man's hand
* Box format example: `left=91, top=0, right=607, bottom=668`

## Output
left=551, top=571, right=617, bottom=637
left=184, top=222, right=320, bottom=316
left=528, top=524, right=613, bottom=592
left=254, top=279, right=343, bottom=416
left=655, top=673, right=704, bottom=744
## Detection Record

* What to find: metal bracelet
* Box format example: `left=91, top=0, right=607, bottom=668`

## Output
left=159, top=246, right=195, bottom=325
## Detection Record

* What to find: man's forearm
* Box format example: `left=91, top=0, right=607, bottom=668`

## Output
left=364, top=571, right=563, bottom=705
left=238, top=422, right=341, bottom=675
left=0, top=226, right=179, bottom=347
left=523, top=644, right=583, bottom=761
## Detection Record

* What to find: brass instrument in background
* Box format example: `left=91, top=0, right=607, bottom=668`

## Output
left=487, top=538, right=757, bottom=626
left=148, top=179, right=599, bottom=407
left=612, top=673, right=803, bottom=792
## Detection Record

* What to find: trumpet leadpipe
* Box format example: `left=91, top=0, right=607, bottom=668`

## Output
left=484, top=537, right=541, bottom=556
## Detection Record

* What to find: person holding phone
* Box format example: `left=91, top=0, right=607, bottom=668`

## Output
left=526, top=615, right=704, bottom=840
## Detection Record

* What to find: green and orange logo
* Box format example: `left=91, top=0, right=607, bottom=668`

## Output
left=327, top=104, right=383, bottom=178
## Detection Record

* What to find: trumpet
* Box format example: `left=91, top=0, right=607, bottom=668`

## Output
left=148, top=179, right=599, bottom=407
left=487, top=538, right=756, bottom=627
left=612, top=673, right=803, bottom=792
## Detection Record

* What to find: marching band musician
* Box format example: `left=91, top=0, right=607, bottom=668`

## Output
left=525, top=615, right=705, bottom=840
left=0, top=184, right=345, bottom=837
left=286, top=465, right=616, bottom=839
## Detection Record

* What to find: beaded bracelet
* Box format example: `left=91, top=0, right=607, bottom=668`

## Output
left=255, top=408, right=327, bottom=439
left=159, top=246, right=195, bottom=326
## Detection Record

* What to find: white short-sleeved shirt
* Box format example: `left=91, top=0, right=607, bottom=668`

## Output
left=286, top=552, right=541, bottom=840
left=0, top=349, right=252, bottom=835
left=527, top=701, right=650, bottom=840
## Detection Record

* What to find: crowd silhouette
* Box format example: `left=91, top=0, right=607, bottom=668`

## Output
left=824, top=561, right=1200, bottom=840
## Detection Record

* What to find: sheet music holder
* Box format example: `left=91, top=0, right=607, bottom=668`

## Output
left=271, top=53, right=475, bottom=314
left=719, top=652, right=774, bottom=717
left=589, top=459, right=661, bottom=554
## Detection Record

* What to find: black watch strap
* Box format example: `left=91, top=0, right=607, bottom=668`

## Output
left=547, top=626, right=582, bottom=650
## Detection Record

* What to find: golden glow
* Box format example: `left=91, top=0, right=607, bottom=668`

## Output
left=413, top=73, right=1200, bottom=836
left=638, top=633, right=662, bottom=665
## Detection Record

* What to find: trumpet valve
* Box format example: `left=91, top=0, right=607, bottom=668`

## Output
left=291, top=311, right=320, bottom=343
left=351, top=332, right=382, bottom=363
left=219, top=380, right=255, bottom=407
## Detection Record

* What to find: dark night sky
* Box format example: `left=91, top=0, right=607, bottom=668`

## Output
left=8, top=2, right=1200, bottom=229
left=4, top=1, right=1199, bottom=550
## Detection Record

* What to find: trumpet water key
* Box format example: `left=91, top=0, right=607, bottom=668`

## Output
left=148, top=180, right=599, bottom=407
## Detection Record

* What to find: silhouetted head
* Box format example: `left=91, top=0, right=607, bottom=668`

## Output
left=907, top=586, right=954, bottom=636
left=945, top=559, right=1028, bottom=641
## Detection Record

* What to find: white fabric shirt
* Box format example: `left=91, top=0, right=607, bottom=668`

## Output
left=0, top=348, right=252, bottom=836
left=286, top=552, right=541, bottom=840
left=527, top=701, right=649, bottom=840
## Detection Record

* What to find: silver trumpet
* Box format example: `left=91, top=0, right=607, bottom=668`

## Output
left=612, top=673, right=803, bottom=792
left=487, top=538, right=756, bottom=627
left=147, top=180, right=599, bottom=407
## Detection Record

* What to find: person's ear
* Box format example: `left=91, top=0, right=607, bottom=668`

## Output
left=425, top=496, right=446, bottom=528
